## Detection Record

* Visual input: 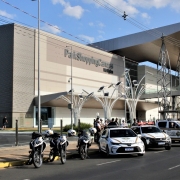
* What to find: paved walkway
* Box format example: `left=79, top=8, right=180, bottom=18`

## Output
left=0, top=141, right=98, bottom=168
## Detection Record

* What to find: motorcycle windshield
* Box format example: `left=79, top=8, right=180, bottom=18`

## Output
left=82, top=129, right=91, bottom=139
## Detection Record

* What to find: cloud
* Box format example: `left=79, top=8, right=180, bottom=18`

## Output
left=83, top=0, right=139, bottom=16
left=128, top=0, right=180, bottom=12
left=141, top=12, right=151, bottom=24
left=89, top=22, right=94, bottom=26
left=88, top=21, right=105, bottom=28
left=0, top=10, right=15, bottom=19
left=52, top=0, right=66, bottom=5
left=127, top=0, right=170, bottom=9
left=78, top=34, right=95, bottom=43
left=63, top=5, right=84, bottom=19
left=52, top=0, right=84, bottom=19
left=42, top=24, right=61, bottom=34
left=171, top=1, right=180, bottom=13
left=98, top=22, right=105, bottom=28
left=98, top=30, right=105, bottom=34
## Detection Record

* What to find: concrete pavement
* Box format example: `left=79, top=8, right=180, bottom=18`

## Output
left=0, top=140, right=99, bottom=168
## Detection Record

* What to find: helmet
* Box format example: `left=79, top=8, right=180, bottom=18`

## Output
left=89, top=127, right=97, bottom=135
left=67, top=129, right=76, bottom=136
left=45, top=129, right=53, bottom=137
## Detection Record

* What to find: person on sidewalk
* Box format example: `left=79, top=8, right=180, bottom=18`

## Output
left=2, top=116, right=8, bottom=130
left=108, top=118, right=117, bottom=126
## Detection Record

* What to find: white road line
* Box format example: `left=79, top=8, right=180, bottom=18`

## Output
left=97, top=160, right=121, bottom=166
left=168, top=164, right=180, bottom=170
left=154, top=150, right=166, bottom=153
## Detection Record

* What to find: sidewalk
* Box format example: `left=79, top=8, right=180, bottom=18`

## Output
left=0, top=141, right=98, bottom=168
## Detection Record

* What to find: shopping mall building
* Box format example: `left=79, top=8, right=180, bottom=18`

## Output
left=0, top=22, right=180, bottom=128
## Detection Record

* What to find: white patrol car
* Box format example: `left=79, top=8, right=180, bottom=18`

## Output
left=99, top=127, right=145, bottom=156
left=131, top=125, right=171, bottom=150
left=156, top=120, right=180, bottom=143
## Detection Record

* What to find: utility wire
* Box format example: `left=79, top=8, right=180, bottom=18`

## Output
left=93, top=0, right=180, bottom=48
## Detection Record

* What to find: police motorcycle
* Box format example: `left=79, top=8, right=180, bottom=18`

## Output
left=27, top=132, right=46, bottom=168
left=77, top=128, right=96, bottom=160
left=45, top=129, right=69, bottom=164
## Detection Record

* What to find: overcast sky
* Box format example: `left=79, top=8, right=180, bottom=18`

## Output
left=0, top=0, right=180, bottom=45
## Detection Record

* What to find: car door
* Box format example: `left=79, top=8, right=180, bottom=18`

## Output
left=99, top=129, right=108, bottom=150
left=157, top=121, right=167, bottom=133
left=168, top=122, right=180, bottom=139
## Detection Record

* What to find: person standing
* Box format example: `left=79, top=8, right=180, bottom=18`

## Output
left=96, top=119, right=102, bottom=143
left=115, top=118, right=119, bottom=126
left=132, top=118, right=138, bottom=126
left=2, top=116, right=8, bottom=130
left=108, top=118, right=117, bottom=126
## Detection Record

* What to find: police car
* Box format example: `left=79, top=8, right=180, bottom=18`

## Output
left=99, top=126, right=145, bottom=156
left=156, top=120, right=180, bottom=143
left=131, top=125, right=171, bottom=150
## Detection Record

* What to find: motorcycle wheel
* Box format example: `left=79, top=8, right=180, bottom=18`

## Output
left=60, top=145, right=66, bottom=164
left=79, top=144, right=87, bottom=160
left=32, top=151, right=43, bottom=168
left=27, top=151, right=33, bottom=165
left=49, top=150, right=55, bottom=162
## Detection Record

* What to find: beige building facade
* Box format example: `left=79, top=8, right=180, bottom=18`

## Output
left=0, top=23, right=126, bottom=128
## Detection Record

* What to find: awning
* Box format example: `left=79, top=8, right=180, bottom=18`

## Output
left=34, top=92, right=158, bottom=111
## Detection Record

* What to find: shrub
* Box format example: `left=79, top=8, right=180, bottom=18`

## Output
left=78, top=122, right=92, bottom=131
left=63, top=123, right=92, bottom=132
left=63, top=124, right=76, bottom=132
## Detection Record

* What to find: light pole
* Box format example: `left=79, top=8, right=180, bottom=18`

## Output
left=96, top=82, right=122, bottom=119
left=120, top=69, right=147, bottom=125
left=66, top=46, right=73, bottom=129
left=32, top=0, right=41, bottom=133
left=57, top=91, right=94, bottom=126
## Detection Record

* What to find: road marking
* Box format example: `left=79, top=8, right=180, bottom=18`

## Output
left=97, top=160, right=121, bottom=166
left=154, top=150, right=166, bottom=153
left=168, top=164, right=180, bottom=170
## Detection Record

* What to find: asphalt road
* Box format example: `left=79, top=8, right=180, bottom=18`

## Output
left=1, top=145, right=180, bottom=180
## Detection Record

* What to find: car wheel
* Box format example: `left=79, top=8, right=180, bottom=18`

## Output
left=98, top=144, right=102, bottom=153
left=165, top=146, right=171, bottom=150
left=106, top=146, right=110, bottom=157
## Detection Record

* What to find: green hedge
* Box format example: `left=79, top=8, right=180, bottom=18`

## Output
left=63, top=123, right=92, bottom=132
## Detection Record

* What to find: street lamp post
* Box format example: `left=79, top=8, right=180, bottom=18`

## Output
left=96, top=82, right=122, bottom=119
left=32, top=0, right=41, bottom=133
left=66, top=46, right=73, bottom=129
left=120, top=69, right=147, bottom=125
left=57, top=91, right=94, bottom=126
left=70, top=46, right=73, bottom=130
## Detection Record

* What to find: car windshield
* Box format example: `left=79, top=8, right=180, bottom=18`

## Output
left=175, top=121, right=180, bottom=126
left=110, top=129, right=137, bottom=138
left=141, top=127, right=161, bottom=133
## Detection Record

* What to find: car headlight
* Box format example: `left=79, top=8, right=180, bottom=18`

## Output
left=166, top=136, right=171, bottom=141
left=136, top=139, right=144, bottom=144
left=137, top=141, right=143, bottom=144
left=145, top=137, right=154, bottom=141
left=110, top=141, right=120, bottom=145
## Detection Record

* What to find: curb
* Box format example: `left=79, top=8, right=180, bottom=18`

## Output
left=0, top=160, right=27, bottom=168
left=0, top=150, right=98, bottom=168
